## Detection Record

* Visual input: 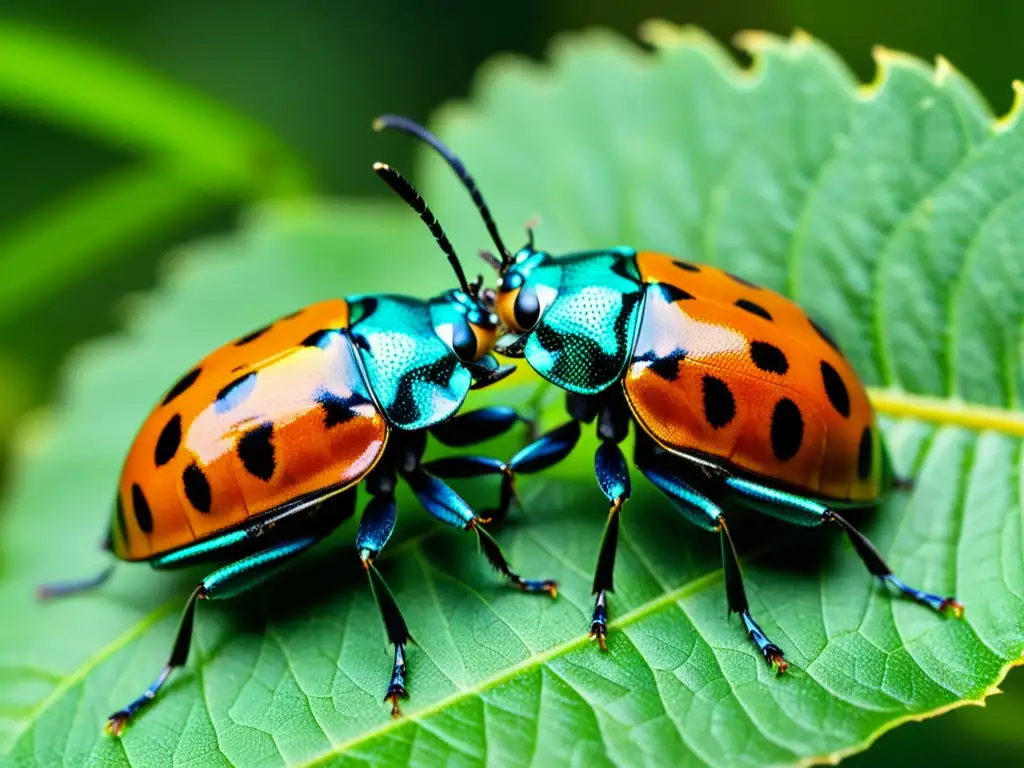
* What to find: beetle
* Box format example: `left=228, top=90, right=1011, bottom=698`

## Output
left=40, top=161, right=557, bottom=735
left=376, top=115, right=963, bottom=669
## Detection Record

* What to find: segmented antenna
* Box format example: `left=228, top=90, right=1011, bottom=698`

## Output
left=374, top=114, right=512, bottom=269
left=373, top=162, right=472, bottom=295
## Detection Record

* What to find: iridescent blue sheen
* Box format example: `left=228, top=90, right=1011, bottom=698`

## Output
left=884, top=576, right=951, bottom=612
left=357, top=494, right=397, bottom=559
left=201, top=537, right=317, bottom=599
left=151, top=529, right=248, bottom=569
left=725, top=476, right=828, bottom=526
left=409, top=471, right=475, bottom=529
left=642, top=464, right=722, bottom=532
left=508, top=421, right=581, bottom=474
left=347, top=294, right=471, bottom=430
left=509, top=247, right=645, bottom=395
left=595, top=442, right=630, bottom=502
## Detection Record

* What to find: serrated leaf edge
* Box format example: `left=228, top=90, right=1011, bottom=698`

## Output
left=798, top=655, right=1023, bottom=768
left=640, top=20, right=1023, bottom=132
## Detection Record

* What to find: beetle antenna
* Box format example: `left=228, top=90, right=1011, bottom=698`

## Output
left=373, top=162, right=472, bottom=296
left=374, top=114, right=512, bottom=270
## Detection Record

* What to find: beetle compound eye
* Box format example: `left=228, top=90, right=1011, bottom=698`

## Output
left=452, top=319, right=478, bottom=362
left=513, top=285, right=540, bottom=331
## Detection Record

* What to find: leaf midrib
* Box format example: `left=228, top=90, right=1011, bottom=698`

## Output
left=7, top=388, right=1020, bottom=762
left=295, top=564, right=729, bottom=768
left=868, top=386, right=1024, bottom=434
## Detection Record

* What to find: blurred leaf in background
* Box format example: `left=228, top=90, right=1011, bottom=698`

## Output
left=3, top=17, right=1024, bottom=766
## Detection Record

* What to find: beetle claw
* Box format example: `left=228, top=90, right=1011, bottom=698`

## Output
left=104, top=711, right=130, bottom=737
left=765, top=645, right=789, bottom=675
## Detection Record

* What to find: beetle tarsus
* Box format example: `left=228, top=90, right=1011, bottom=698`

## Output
left=386, top=686, right=408, bottom=718
left=516, top=577, right=559, bottom=598
left=940, top=598, right=965, bottom=619
left=590, top=590, right=609, bottom=651
left=765, top=645, right=789, bottom=675
left=105, top=711, right=130, bottom=737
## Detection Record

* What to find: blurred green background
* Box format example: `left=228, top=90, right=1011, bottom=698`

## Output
left=0, top=0, right=1020, bottom=764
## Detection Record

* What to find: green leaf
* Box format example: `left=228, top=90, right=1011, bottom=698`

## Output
left=2, top=23, right=1024, bottom=767
left=0, top=22, right=310, bottom=196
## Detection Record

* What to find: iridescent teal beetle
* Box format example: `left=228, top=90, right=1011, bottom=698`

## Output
left=378, top=116, right=964, bottom=672
left=41, top=162, right=556, bottom=735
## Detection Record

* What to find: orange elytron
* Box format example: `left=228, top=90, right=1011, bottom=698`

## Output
left=41, top=162, right=557, bottom=736
left=378, top=114, right=964, bottom=672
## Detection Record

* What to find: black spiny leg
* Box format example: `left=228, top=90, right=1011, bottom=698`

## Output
left=723, top=474, right=964, bottom=619
left=106, top=533, right=325, bottom=735
left=588, top=394, right=631, bottom=650
left=458, top=389, right=592, bottom=523
left=357, top=461, right=412, bottom=717
left=636, top=435, right=788, bottom=673
left=403, top=464, right=558, bottom=596
left=829, top=510, right=963, bottom=617
left=484, top=419, right=583, bottom=522
left=425, top=405, right=528, bottom=522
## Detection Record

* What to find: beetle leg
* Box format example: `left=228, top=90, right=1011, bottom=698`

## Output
left=487, top=419, right=583, bottom=521
left=723, top=475, right=964, bottom=618
left=37, top=563, right=115, bottom=600
left=589, top=443, right=631, bottom=650
left=636, top=433, right=788, bottom=673
left=424, top=404, right=533, bottom=521
left=38, top=522, right=118, bottom=599
left=829, top=511, right=963, bottom=616
left=105, top=534, right=324, bottom=737
left=402, top=465, right=558, bottom=598
left=428, top=406, right=526, bottom=447
left=356, top=490, right=412, bottom=717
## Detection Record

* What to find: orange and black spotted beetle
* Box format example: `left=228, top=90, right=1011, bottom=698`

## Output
left=40, top=162, right=556, bottom=735
left=378, top=115, right=964, bottom=669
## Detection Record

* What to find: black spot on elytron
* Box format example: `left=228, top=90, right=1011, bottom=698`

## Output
left=238, top=422, right=276, bottom=481
left=858, top=426, right=873, bottom=480
left=770, top=398, right=804, bottom=461
left=673, top=259, right=701, bottom=272
left=162, top=367, right=201, bottom=405
left=735, top=299, right=773, bottom=321
left=317, top=390, right=373, bottom=428
left=702, top=375, right=736, bottom=429
left=655, top=282, right=695, bottom=302
left=820, top=361, right=851, bottom=418
left=215, top=372, right=256, bottom=414
left=302, top=329, right=341, bottom=349
left=154, top=414, right=182, bottom=467
left=115, top=494, right=129, bottom=544
left=633, top=348, right=687, bottom=382
left=234, top=324, right=271, bottom=346
left=749, top=341, right=789, bottom=375
left=726, top=271, right=761, bottom=289
left=649, top=356, right=682, bottom=381
left=809, top=316, right=842, bottom=353
left=131, top=483, right=153, bottom=534
left=183, top=463, right=212, bottom=513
